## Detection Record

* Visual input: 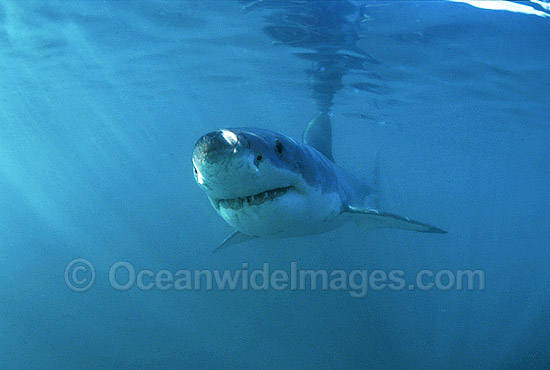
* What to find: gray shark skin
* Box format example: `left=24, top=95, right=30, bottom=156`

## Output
left=193, top=114, right=446, bottom=252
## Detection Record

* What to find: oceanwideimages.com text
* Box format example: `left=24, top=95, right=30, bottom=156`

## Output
left=65, top=259, right=485, bottom=298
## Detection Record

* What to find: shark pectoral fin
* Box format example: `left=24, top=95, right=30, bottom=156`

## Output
left=344, top=206, right=447, bottom=234
left=214, top=231, right=257, bottom=253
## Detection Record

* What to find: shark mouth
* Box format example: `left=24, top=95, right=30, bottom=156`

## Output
left=217, top=186, right=293, bottom=210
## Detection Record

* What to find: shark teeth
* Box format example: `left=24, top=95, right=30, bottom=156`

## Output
left=218, top=186, right=293, bottom=210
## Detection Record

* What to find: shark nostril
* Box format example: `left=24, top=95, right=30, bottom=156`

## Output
left=254, top=153, right=263, bottom=168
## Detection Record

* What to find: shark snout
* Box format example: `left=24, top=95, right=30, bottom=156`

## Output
left=193, top=129, right=240, bottom=164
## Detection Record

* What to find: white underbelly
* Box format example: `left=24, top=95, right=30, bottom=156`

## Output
left=216, top=188, right=344, bottom=238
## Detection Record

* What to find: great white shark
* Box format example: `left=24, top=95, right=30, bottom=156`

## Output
left=193, top=113, right=446, bottom=252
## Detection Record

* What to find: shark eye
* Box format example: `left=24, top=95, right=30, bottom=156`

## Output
left=193, top=165, right=198, bottom=175
left=275, top=140, right=284, bottom=154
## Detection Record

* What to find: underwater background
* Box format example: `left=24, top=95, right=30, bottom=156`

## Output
left=1, top=1, right=549, bottom=369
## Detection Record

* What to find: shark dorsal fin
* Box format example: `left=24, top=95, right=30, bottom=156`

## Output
left=302, top=112, right=334, bottom=161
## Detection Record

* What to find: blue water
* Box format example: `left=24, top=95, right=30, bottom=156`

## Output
left=1, top=1, right=549, bottom=369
